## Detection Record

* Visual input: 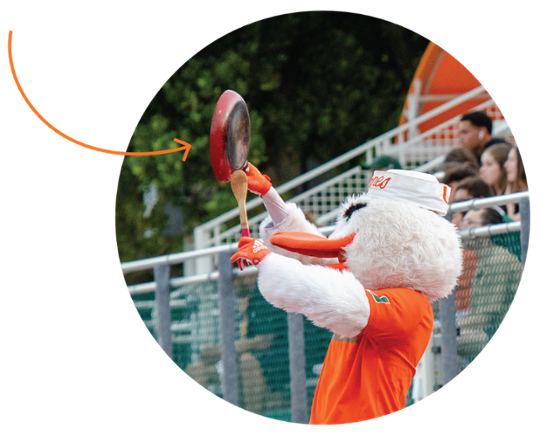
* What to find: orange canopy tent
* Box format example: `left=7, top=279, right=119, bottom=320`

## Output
left=399, top=42, right=502, bottom=135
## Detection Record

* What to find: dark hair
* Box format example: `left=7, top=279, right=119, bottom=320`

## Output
left=456, top=176, right=492, bottom=199
left=481, top=208, right=503, bottom=226
left=507, top=146, right=528, bottom=193
left=482, top=142, right=512, bottom=195
left=461, top=111, right=493, bottom=134
left=516, top=147, right=528, bottom=189
left=443, top=148, right=480, bottom=171
left=442, top=164, right=478, bottom=185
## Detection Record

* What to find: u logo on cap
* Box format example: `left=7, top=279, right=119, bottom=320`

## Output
left=442, top=185, right=450, bottom=204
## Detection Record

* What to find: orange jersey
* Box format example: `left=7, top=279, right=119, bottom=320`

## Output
left=309, top=287, right=433, bottom=425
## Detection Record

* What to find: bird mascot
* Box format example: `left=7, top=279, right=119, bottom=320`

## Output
left=231, top=163, right=463, bottom=424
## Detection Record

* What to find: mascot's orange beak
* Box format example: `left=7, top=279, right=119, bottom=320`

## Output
left=269, top=232, right=356, bottom=271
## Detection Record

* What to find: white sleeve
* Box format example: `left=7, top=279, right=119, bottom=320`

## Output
left=256, top=253, right=370, bottom=337
left=260, top=187, right=289, bottom=225
left=258, top=198, right=336, bottom=266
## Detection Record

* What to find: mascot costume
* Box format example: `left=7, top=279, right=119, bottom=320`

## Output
left=231, top=163, right=463, bottom=424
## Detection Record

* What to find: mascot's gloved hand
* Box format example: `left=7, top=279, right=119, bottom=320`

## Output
left=230, top=237, right=271, bottom=271
left=245, top=162, right=272, bottom=196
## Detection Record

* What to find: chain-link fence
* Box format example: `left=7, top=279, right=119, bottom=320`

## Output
left=125, top=193, right=529, bottom=423
left=454, top=231, right=523, bottom=371
left=135, top=268, right=331, bottom=421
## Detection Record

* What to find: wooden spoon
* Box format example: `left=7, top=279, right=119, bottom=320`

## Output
left=230, top=170, right=250, bottom=237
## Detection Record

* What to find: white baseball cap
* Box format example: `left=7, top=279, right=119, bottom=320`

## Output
left=365, top=170, right=451, bottom=216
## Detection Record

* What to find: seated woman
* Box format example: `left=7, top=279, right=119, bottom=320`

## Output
left=479, top=142, right=512, bottom=197
left=504, top=146, right=528, bottom=221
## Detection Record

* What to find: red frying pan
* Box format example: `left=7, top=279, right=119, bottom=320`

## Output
left=210, top=90, right=251, bottom=237
left=210, top=90, right=251, bottom=182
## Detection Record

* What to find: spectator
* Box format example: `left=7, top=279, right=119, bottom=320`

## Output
left=454, top=176, right=492, bottom=201
left=479, top=142, right=512, bottom=196
left=451, top=176, right=509, bottom=226
left=453, top=172, right=520, bottom=260
left=442, top=148, right=480, bottom=174
left=460, top=207, right=503, bottom=230
left=450, top=176, right=493, bottom=228
left=504, top=146, right=528, bottom=221
left=454, top=207, right=502, bottom=316
left=456, top=208, right=522, bottom=369
left=363, top=155, right=402, bottom=179
left=458, top=111, right=509, bottom=161
left=504, top=135, right=517, bottom=147
left=441, top=164, right=478, bottom=203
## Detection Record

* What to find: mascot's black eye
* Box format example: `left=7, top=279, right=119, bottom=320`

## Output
left=344, top=202, right=366, bottom=221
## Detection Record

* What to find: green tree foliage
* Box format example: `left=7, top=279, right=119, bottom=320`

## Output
left=116, top=11, right=428, bottom=263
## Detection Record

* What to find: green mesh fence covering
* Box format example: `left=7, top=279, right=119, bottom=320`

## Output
left=131, top=229, right=523, bottom=422
left=454, top=231, right=523, bottom=371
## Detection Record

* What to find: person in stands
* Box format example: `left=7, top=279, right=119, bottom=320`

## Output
left=363, top=155, right=402, bottom=180
left=504, top=146, right=528, bottom=221
left=479, top=142, right=512, bottom=197
left=450, top=176, right=494, bottom=228
left=456, top=208, right=522, bottom=369
left=442, top=148, right=480, bottom=174
left=442, top=164, right=478, bottom=204
left=458, top=111, right=509, bottom=162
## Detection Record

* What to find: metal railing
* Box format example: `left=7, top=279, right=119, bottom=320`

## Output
left=120, top=191, right=530, bottom=295
left=435, top=192, right=529, bottom=390
left=193, top=85, right=504, bottom=260
left=122, top=191, right=529, bottom=423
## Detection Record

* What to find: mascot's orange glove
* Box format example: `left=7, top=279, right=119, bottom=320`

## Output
left=245, top=162, right=272, bottom=196
left=230, top=237, right=271, bottom=271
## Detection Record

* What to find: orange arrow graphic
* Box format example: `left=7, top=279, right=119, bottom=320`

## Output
left=173, top=138, right=191, bottom=161
left=8, top=31, right=192, bottom=157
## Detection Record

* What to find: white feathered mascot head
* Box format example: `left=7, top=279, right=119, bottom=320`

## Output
left=328, top=170, right=462, bottom=301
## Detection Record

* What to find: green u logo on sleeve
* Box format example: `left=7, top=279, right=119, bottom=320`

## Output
left=367, top=290, right=390, bottom=304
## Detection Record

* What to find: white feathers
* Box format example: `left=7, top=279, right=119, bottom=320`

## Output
left=259, top=203, right=336, bottom=266
left=256, top=193, right=463, bottom=333
left=257, top=253, right=370, bottom=337
left=335, top=195, right=463, bottom=301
